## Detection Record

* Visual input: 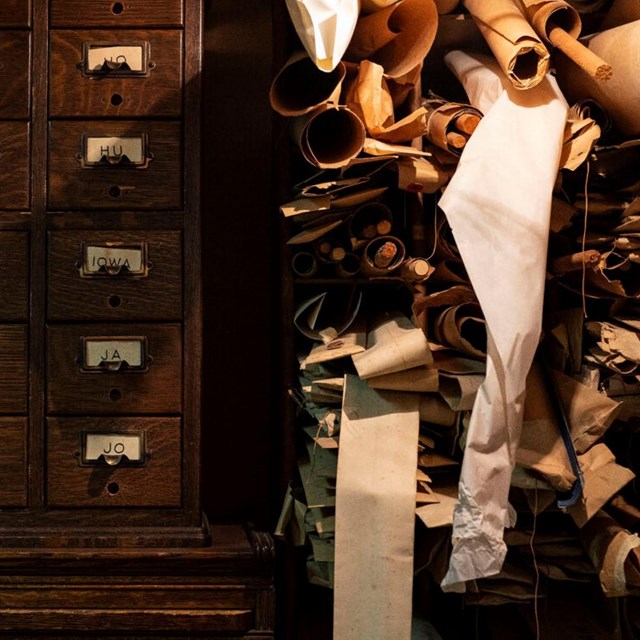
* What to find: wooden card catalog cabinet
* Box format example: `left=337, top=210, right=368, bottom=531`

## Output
left=0, top=2, right=275, bottom=637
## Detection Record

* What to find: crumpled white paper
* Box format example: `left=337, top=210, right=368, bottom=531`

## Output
left=437, top=51, right=568, bottom=592
left=285, top=0, right=360, bottom=72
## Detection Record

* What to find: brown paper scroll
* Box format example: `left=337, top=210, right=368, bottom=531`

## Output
left=555, top=21, right=640, bottom=136
left=581, top=511, right=640, bottom=596
left=349, top=202, right=393, bottom=240
left=360, top=0, right=403, bottom=14
left=270, top=52, right=346, bottom=116
left=517, top=0, right=612, bottom=80
left=359, top=235, right=406, bottom=276
left=462, top=0, right=550, bottom=90
left=291, top=105, right=366, bottom=169
left=601, top=0, right=640, bottom=30
left=345, top=0, right=439, bottom=78
left=433, top=302, right=487, bottom=359
left=397, top=156, right=452, bottom=194
left=435, top=0, right=461, bottom=13
left=422, top=98, right=483, bottom=156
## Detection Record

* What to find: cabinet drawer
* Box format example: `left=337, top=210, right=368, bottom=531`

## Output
left=48, top=230, right=182, bottom=321
left=47, top=324, right=182, bottom=414
left=0, top=31, right=30, bottom=118
left=49, top=30, right=183, bottom=118
left=47, top=416, right=182, bottom=507
left=48, top=120, right=182, bottom=211
left=0, top=418, right=27, bottom=507
left=0, top=326, right=27, bottom=414
left=0, top=1, right=30, bottom=28
left=0, top=122, right=30, bottom=210
left=0, top=232, right=29, bottom=322
left=50, top=0, right=183, bottom=28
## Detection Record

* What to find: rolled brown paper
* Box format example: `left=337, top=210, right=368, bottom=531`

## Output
left=463, top=0, right=550, bottom=90
left=549, top=249, right=601, bottom=275
left=555, top=21, right=640, bottom=136
left=291, top=251, right=319, bottom=278
left=433, top=302, right=487, bottom=359
left=345, top=0, right=439, bottom=78
left=290, top=104, right=366, bottom=169
left=569, top=97, right=612, bottom=133
left=269, top=52, right=346, bottom=117
left=423, top=97, right=483, bottom=156
left=517, top=0, right=611, bottom=80
left=374, top=241, right=398, bottom=267
left=349, top=202, right=393, bottom=240
left=453, top=113, right=481, bottom=134
left=360, top=235, right=406, bottom=276
left=399, top=257, right=434, bottom=281
left=601, top=0, right=640, bottom=30
left=335, top=252, right=363, bottom=278
left=360, top=0, right=403, bottom=13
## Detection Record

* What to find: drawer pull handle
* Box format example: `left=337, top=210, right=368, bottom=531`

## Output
left=78, top=42, right=154, bottom=79
left=76, top=133, right=153, bottom=169
left=79, top=336, right=151, bottom=373
left=78, top=242, right=149, bottom=278
left=83, top=433, right=146, bottom=467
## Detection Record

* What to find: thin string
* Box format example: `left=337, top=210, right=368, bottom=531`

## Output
left=581, top=161, right=591, bottom=318
left=530, top=486, right=540, bottom=640
left=426, top=194, right=440, bottom=262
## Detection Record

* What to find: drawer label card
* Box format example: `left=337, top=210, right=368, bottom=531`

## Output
left=78, top=134, right=152, bottom=168
left=81, top=42, right=152, bottom=77
left=84, top=433, right=144, bottom=466
left=81, top=337, right=148, bottom=372
left=81, top=242, right=148, bottom=277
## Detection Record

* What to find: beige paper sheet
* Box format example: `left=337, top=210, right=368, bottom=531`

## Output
left=334, top=375, right=419, bottom=640
left=462, top=0, right=550, bottom=90
left=438, top=51, right=568, bottom=592
left=555, top=21, right=640, bottom=136
left=284, top=0, right=359, bottom=71
left=352, top=311, right=433, bottom=379
left=367, top=365, right=439, bottom=392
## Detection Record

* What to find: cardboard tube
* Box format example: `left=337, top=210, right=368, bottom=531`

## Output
left=349, top=202, right=393, bottom=240
left=346, top=0, right=439, bottom=78
left=269, top=52, right=346, bottom=116
left=335, top=252, right=362, bottom=278
left=555, top=20, right=640, bottom=136
left=549, top=249, right=600, bottom=275
left=360, top=235, right=406, bottom=276
left=399, top=257, right=434, bottom=281
left=291, top=104, right=366, bottom=169
left=423, top=98, right=483, bottom=156
left=463, top=0, right=550, bottom=90
left=291, top=251, right=318, bottom=277
left=517, top=0, right=611, bottom=79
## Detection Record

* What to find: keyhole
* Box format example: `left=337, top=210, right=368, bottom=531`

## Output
left=111, top=93, right=123, bottom=106
left=109, top=388, right=122, bottom=401
left=111, top=2, right=125, bottom=15
left=107, top=482, right=120, bottom=495
left=108, top=295, right=122, bottom=308
left=108, top=185, right=121, bottom=199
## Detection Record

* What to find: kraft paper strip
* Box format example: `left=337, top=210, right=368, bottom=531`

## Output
left=462, top=0, right=550, bottom=90
left=438, top=50, right=568, bottom=592
left=601, top=0, right=640, bottom=30
left=284, top=0, right=359, bottom=72
left=367, top=365, right=439, bottom=392
left=555, top=21, right=640, bottom=136
left=345, top=0, right=439, bottom=78
left=397, top=156, right=452, bottom=193
left=352, top=311, right=433, bottom=379
left=334, top=375, right=419, bottom=640
left=270, top=51, right=346, bottom=116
